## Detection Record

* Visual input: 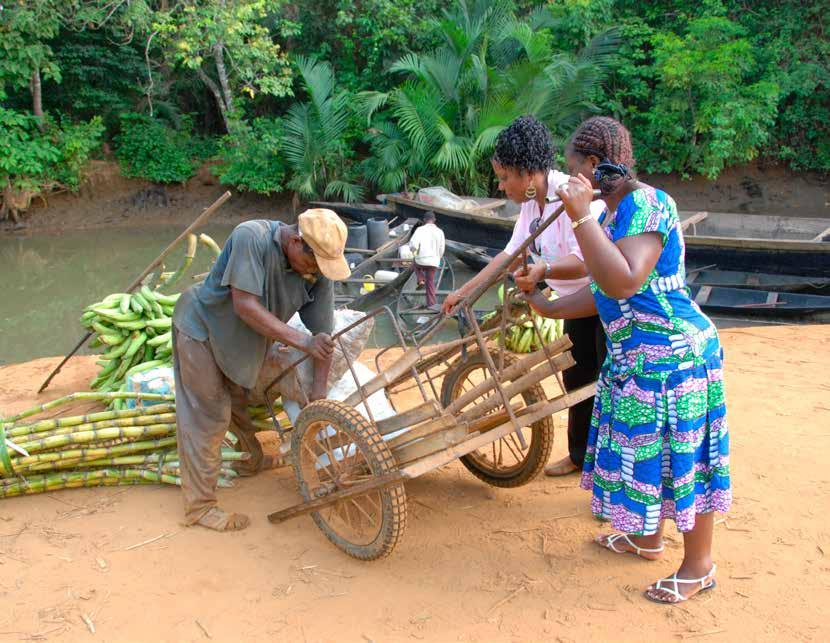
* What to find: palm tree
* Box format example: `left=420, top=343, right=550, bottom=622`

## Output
left=358, top=0, right=619, bottom=196
left=282, top=56, right=364, bottom=202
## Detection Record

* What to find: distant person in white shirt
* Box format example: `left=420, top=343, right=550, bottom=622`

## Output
left=443, top=115, right=607, bottom=478
left=409, top=211, right=445, bottom=308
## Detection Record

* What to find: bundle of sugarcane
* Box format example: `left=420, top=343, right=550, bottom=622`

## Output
left=79, top=233, right=223, bottom=406
left=483, top=285, right=564, bottom=353
left=0, top=391, right=265, bottom=498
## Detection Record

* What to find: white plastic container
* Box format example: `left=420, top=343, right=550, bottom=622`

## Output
left=373, top=269, right=399, bottom=283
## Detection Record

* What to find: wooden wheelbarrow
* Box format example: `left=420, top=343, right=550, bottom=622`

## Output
left=262, top=199, right=598, bottom=560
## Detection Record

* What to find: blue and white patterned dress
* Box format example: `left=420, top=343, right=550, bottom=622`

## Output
left=580, top=187, right=732, bottom=535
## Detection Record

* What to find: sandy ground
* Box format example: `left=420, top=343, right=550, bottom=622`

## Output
left=1, top=325, right=829, bottom=642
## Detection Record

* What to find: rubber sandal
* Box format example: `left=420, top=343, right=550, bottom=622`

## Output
left=644, top=564, right=717, bottom=604
left=596, top=533, right=665, bottom=560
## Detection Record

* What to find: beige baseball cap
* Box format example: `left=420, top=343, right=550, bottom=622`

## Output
left=297, top=209, right=351, bottom=281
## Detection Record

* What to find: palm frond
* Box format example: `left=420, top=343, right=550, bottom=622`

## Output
left=389, top=53, right=427, bottom=82
left=324, top=180, right=365, bottom=203
left=355, top=91, right=390, bottom=124
left=281, top=102, right=314, bottom=173
left=294, top=55, right=335, bottom=109
left=432, top=117, right=472, bottom=173
left=423, top=48, right=464, bottom=103
left=577, top=28, right=622, bottom=70
left=527, top=6, right=556, bottom=31
left=390, top=82, right=443, bottom=157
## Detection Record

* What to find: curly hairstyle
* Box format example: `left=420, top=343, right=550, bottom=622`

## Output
left=569, top=116, right=635, bottom=194
left=492, top=115, right=554, bottom=174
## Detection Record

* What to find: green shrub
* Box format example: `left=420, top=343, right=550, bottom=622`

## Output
left=114, top=113, right=199, bottom=184
left=52, top=115, right=106, bottom=189
left=0, top=107, right=103, bottom=192
left=213, top=118, right=286, bottom=194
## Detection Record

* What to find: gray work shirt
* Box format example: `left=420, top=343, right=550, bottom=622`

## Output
left=173, top=220, right=334, bottom=389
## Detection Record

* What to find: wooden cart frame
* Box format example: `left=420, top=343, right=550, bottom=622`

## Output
left=262, top=201, right=597, bottom=559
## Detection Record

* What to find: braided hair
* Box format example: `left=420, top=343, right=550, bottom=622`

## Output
left=492, top=115, right=554, bottom=174
left=569, top=117, right=635, bottom=195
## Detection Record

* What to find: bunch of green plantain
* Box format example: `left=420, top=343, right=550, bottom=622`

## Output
left=79, top=232, right=222, bottom=400
left=501, top=314, right=563, bottom=353
left=80, top=286, right=179, bottom=394
left=483, top=285, right=564, bottom=353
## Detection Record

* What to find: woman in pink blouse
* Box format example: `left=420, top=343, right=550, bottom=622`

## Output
left=443, top=115, right=606, bottom=476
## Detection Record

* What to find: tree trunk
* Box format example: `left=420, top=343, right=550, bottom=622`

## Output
left=213, top=42, right=233, bottom=116
left=30, top=69, right=44, bottom=128
left=197, top=68, right=230, bottom=133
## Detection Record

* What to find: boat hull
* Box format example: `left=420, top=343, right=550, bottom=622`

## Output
left=687, top=284, right=830, bottom=320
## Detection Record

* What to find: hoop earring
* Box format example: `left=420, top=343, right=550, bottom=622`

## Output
left=524, top=183, right=537, bottom=200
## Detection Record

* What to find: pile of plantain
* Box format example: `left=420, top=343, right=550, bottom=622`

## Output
left=483, top=285, right=564, bottom=353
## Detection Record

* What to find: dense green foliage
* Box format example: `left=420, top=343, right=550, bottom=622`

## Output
left=0, top=0, right=826, bottom=213
left=114, top=113, right=211, bottom=184
left=358, top=0, right=619, bottom=194
left=214, top=118, right=286, bottom=194
left=0, top=107, right=103, bottom=193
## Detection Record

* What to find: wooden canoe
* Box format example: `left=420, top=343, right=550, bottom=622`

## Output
left=688, top=284, right=830, bottom=319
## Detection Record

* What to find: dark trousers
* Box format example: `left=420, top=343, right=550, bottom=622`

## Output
left=172, top=328, right=261, bottom=524
left=561, top=315, right=606, bottom=467
left=415, top=264, right=438, bottom=307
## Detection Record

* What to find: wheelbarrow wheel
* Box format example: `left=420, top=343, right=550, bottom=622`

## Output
left=291, top=400, right=407, bottom=560
left=441, top=350, right=554, bottom=488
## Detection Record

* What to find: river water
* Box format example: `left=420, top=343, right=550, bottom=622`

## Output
left=0, top=225, right=234, bottom=365
left=0, top=225, right=492, bottom=366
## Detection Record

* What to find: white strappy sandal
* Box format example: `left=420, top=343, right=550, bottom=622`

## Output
left=645, top=564, right=717, bottom=604
left=596, top=533, right=665, bottom=560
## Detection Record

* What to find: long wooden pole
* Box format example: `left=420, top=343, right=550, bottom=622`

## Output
left=37, top=191, right=232, bottom=394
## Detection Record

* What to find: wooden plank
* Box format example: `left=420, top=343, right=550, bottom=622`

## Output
left=266, top=471, right=406, bottom=524
left=374, top=400, right=441, bottom=436
left=418, top=328, right=499, bottom=356
left=455, top=352, right=576, bottom=422
left=402, top=289, right=454, bottom=296
left=401, top=384, right=597, bottom=479
left=386, top=194, right=517, bottom=229
left=680, top=211, right=709, bottom=232
left=444, top=336, right=573, bottom=415
left=694, top=285, right=713, bottom=305
left=340, top=276, right=403, bottom=284
left=812, top=225, right=830, bottom=242
left=391, top=423, right=467, bottom=465
left=465, top=403, right=525, bottom=435
left=341, top=348, right=422, bottom=408
left=386, top=414, right=458, bottom=450
left=466, top=198, right=507, bottom=213
left=685, top=235, right=830, bottom=253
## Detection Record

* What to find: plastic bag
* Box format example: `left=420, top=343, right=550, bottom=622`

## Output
left=124, top=366, right=175, bottom=409
left=250, top=309, right=374, bottom=406
left=417, top=186, right=481, bottom=212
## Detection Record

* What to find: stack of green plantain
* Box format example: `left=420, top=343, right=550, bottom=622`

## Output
left=483, top=285, right=564, bottom=353
left=81, top=286, right=178, bottom=397
left=80, top=233, right=222, bottom=408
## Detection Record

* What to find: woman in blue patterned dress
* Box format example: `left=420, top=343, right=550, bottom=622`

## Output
left=521, top=117, right=731, bottom=604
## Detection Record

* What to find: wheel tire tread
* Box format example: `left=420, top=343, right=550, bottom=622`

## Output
left=292, top=400, right=407, bottom=560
